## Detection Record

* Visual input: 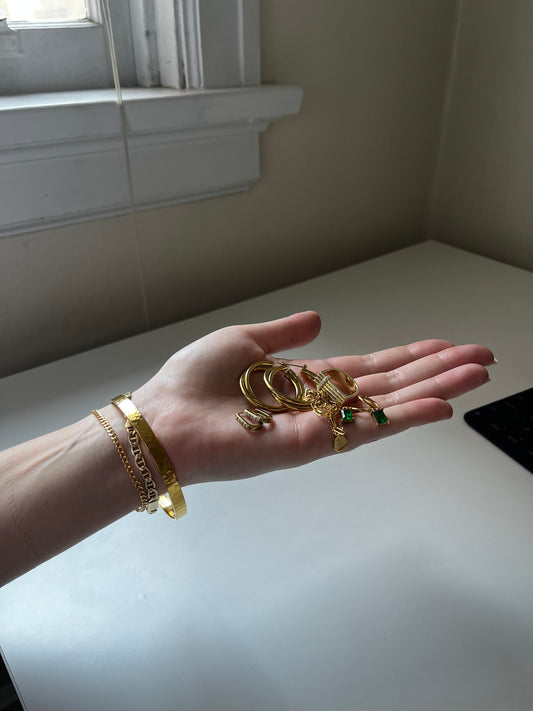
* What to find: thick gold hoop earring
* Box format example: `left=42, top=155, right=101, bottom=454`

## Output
left=263, top=364, right=311, bottom=411
left=239, top=361, right=305, bottom=412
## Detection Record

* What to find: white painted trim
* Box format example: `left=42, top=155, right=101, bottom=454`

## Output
left=238, top=0, right=261, bottom=86
left=126, top=0, right=255, bottom=90
left=129, top=0, right=160, bottom=87
left=0, top=86, right=303, bottom=237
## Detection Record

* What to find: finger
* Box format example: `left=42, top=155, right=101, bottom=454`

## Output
left=286, top=397, right=453, bottom=460
left=351, top=398, right=454, bottom=445
left=327, top=339, right=455, bottom=377
left=356, top=344, right=495, bottom=396
left=243, top=311, right=321, bottom=355
left=372, top=362, right=490, bottom=408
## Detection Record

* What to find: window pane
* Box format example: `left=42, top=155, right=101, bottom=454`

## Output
left=1, top=0, right=87, bottom=22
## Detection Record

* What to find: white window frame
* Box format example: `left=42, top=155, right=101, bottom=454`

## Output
left=0, top=0, right=303, bottom=236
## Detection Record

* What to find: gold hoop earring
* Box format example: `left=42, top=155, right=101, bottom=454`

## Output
left=239, top=361, right=305, bottom=412
left=235, top=408, right=273, bottom=431
left=263, top=363, right=311, bottom=411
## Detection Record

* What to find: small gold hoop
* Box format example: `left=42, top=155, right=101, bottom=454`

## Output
left=235, top=408, right=273, bottom=430
left=263, top=364, right=311, bottom=412
left=357, top=394, right=379, bottom=410
left=239, top=361, right=305, bottom=412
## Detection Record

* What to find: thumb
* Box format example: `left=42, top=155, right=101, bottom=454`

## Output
left=243, top=311, right=321, bottom=355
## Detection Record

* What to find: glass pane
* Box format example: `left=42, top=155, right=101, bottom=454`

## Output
left=1, top=0, right=87, bottom=22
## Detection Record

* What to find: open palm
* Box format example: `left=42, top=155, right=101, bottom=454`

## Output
left=135, top=311, right=494, bottom=487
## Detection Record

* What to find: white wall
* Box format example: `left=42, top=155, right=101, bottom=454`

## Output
left=0, top=0, right=457, bottom=376
left=428, top=0, right=533, bottom=271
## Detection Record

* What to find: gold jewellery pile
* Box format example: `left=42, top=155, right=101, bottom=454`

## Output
left=235, top=360, right=389, bottom=452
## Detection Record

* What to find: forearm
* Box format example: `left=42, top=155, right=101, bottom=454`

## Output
left=0, top=404, right=151, bottom=586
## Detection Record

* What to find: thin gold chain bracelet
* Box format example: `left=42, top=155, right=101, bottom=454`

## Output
left=91, top=409, right=148, bottom=512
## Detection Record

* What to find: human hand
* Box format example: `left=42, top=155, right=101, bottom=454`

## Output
left=133, top=311, right=495, bottom=487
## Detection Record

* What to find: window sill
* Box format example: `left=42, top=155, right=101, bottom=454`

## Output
left=0, top=85, right=303, bottom=236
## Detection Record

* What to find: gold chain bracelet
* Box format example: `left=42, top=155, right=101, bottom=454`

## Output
left=125, top=421, right=159, bottom=514
left=92, top=409, right=148, bottom=512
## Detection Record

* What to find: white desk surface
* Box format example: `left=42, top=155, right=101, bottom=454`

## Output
left=1, top=241, right=532, bottom=711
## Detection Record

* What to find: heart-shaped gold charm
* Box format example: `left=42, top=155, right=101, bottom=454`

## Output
left=334, top=434, right=348, bottom=452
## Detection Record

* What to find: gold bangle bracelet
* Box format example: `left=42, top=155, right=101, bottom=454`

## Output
left=111, top=394, right=187, bottom=520
left=91, top=409, right=148, bottom=512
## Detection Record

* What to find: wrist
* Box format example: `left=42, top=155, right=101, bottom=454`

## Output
left=129, top=383, right=197, bottom=488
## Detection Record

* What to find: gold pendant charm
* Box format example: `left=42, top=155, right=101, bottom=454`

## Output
left=334, top=434, right=348, bottom=452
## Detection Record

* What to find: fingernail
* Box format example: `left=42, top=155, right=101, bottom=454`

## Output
left=492, top=357, right=499, bottom=364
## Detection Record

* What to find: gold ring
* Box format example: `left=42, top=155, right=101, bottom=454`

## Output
left=300, top=365, right=359, bottom=404
left=320, top=368, right=359, bottom=398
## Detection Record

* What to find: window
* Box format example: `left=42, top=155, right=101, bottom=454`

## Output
left=2, top=0, right=87, bottom=21
left=0, top=0, right=137, bottom=94
left=0, top=1, right=303, bottom=236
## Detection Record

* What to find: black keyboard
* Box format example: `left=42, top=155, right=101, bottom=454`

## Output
left=0, top=651, right=24, bottom=711
left=464, top=388, right=533, bottom=474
